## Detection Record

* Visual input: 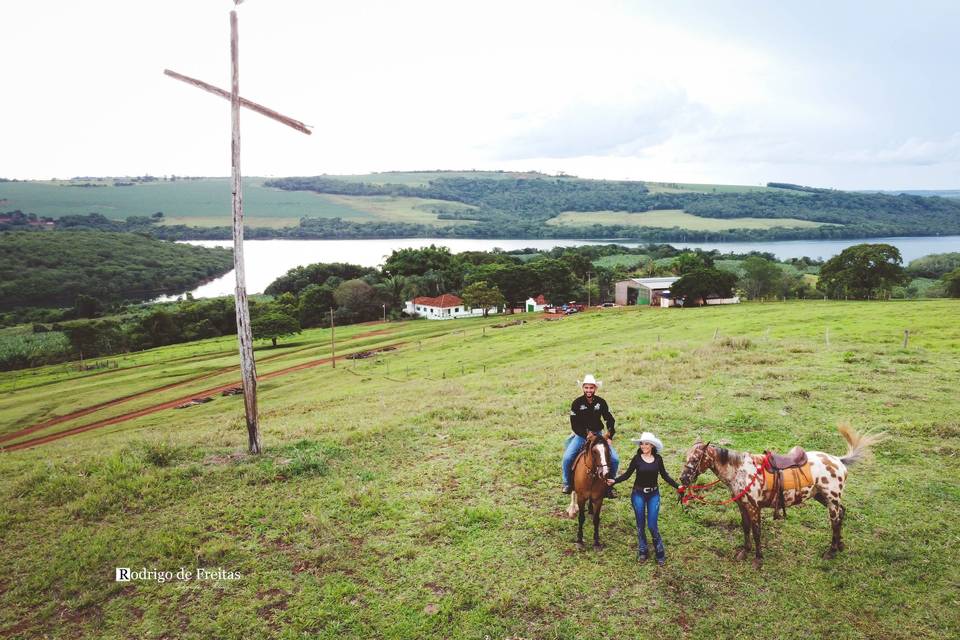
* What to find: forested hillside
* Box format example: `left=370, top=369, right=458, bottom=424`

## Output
left=264, top=175, right=960, bottom=240
left=5, top=172, right=960, bottom=240
left=0, top=231, right=233, bottom=308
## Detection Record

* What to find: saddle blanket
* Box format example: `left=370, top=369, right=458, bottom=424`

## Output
left=761, top=463, right=814, bottom=492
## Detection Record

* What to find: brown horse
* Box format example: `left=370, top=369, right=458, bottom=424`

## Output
left=567, top=433, right=612, bottom=550
left=679, top=424, right=884, bottom=567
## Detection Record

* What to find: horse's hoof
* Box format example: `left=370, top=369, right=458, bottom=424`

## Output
left=823, top=549, right=836, bottom=560
left=837, top=542, right=845, bottom=552
left=734, top=549, right=747, bottom=561
left=576, top=542, right=585, bottom=551
left=593, top=543, right=604, bottom=552
left=752, top=557, right=763, bottom=569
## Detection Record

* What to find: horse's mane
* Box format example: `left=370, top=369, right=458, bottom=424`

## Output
left=715, top=446, right=744, bottom=466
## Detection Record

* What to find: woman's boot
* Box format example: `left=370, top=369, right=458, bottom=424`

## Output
left=637, top=531, right=649, bottom=562
left=654, top=535, right=666, bottom=566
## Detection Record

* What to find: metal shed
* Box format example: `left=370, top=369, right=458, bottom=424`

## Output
left=614, top=277, right=680, bottom=306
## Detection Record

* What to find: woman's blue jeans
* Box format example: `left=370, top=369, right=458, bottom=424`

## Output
left=631, top=489, right=665, bottom=559
left=561, top=433, right=619, bottom=486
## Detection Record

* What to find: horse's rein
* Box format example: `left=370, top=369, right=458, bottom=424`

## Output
left=680, top=456, right=766, bottom=506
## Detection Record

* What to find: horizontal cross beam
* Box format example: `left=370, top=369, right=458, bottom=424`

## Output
left=164, top=68, right=312, bottom=135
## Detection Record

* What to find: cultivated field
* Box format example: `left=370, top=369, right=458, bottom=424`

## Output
left=547, top=209, right=835, bottom=230
left=0, top=178, right=475, bottom=228
left=1, top=301, right=958, bottom=638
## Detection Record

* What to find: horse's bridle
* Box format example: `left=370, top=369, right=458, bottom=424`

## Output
left=585, top=436, right=609, bottom=481
left=682, top=441, right=711, bottom=484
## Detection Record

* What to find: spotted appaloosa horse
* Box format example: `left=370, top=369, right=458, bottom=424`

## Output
left=679, top=424, right=884, bottom=567
left=566, top=433, right=611, bottom=550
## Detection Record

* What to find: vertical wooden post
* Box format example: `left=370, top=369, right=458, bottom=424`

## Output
left=330, top=308, right=336, bottom=368
left=902, top=329, right=910, bottom=348
left=230, top=10, right=261, bottom=455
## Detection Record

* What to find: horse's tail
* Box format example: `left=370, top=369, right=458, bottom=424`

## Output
left=838, top=422, right=887, bottom=467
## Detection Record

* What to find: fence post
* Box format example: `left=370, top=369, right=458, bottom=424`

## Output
left=713, top=328, right=719, bottom=340
left=903, top=329, right=910, bottom=349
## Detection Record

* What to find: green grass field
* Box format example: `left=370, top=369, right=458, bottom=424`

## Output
left=0, top=178, right=476, bottom=228
left=547, top=209, right=835, bottom=230
left=1, top=301, right=959, bottom=638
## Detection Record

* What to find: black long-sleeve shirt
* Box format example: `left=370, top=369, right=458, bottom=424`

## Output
left=613, top=453, right=679, bottom=491
left=569, top=394, right=615, bottom=438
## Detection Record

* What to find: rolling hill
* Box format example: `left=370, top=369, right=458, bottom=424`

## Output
left=4, top=172, right=960, bottom=241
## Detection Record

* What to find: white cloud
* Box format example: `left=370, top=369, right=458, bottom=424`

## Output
left=0, top=1, right=957, bottom=189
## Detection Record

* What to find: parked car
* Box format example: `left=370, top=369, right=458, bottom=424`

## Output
left=562, top=307, right=579, bottom=315
left=597, top=302, right=618, bottom=308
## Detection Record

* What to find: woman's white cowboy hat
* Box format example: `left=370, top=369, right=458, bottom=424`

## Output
left=631, top=431, right=664, bottom=452
left=578, top=374, right=602, bottom=388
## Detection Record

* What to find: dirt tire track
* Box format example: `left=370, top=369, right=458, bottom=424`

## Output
left=0, top=327, right=397, bottom=445
left=2, top=341, right=406, bottom=452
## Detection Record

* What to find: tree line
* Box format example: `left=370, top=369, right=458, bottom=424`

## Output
left=5, top=242, right=957, bottom=371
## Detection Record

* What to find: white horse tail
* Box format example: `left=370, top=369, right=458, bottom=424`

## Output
left=838, top=422, right=887, bottom=466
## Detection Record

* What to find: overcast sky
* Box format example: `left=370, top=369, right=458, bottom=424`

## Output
left=2, top=0, right=958, bottom=189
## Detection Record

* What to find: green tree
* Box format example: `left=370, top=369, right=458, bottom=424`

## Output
left=817, top=243, right=907, bottom=299
left=740, top=257, right=782, bottom=300
left=251, top=309, right=301, bottom=347
left=382, top=245, right=454, bottom=277
left=64, top=320, right=126, bottom=358
left=672, top=268, right=738, bottom=306
left=383, top=275, right=408, bottom=308
left=461, top=281, right=506, bottom=317
left=297, top=284, right=335, bottom=328
left=942, top=267, right=960, bottom=297
left=73, top=294, right=104, bottom=319
left=529, top=258, right=578, bottom=305
left=672, top=251, right=715, bottom=275
left=465, top=263, right=537, bottom=311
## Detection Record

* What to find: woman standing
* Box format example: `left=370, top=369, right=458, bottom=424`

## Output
left=608, top=431, right=680, bottom=565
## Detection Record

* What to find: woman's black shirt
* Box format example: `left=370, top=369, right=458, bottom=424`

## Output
left=613, top=453, right=679, bottom=492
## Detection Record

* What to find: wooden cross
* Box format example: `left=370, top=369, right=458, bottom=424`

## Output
left=165, top=8, right=311, bottom=454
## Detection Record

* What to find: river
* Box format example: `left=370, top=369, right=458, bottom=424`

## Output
left=166, top=235, right=960, bottom=299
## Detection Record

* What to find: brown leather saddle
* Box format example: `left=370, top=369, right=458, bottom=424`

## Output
left=762, top=446, right=811, bottom=519
left=768, top=446, right=808, bottom=470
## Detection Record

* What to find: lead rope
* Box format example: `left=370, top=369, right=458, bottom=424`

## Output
left=679, top=457, right=767, bottom=506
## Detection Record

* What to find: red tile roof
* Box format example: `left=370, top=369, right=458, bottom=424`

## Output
left=412, top=294, right=464, bottom=309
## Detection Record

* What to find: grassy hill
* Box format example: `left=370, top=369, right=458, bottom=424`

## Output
left=1, top=300, right=958, bottom=638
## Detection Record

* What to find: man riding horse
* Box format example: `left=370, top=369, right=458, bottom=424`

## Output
left=562, top=374, right=619, bottom=498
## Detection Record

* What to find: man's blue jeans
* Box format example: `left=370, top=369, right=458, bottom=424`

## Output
left=631, top=489, right=665, bottom=559
left=561, top=433, right=619, bottom=487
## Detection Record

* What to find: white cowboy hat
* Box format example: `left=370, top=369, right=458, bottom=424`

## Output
left=578, top=374, right=602, bottom=388
left=631, top=431, right=664, bottom=452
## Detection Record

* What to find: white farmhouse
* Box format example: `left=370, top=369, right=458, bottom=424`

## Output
left=405, top=294, right=498, bottom=320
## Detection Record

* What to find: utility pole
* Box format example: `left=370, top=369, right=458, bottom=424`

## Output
left=164, top=5, right=311, bottom=453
